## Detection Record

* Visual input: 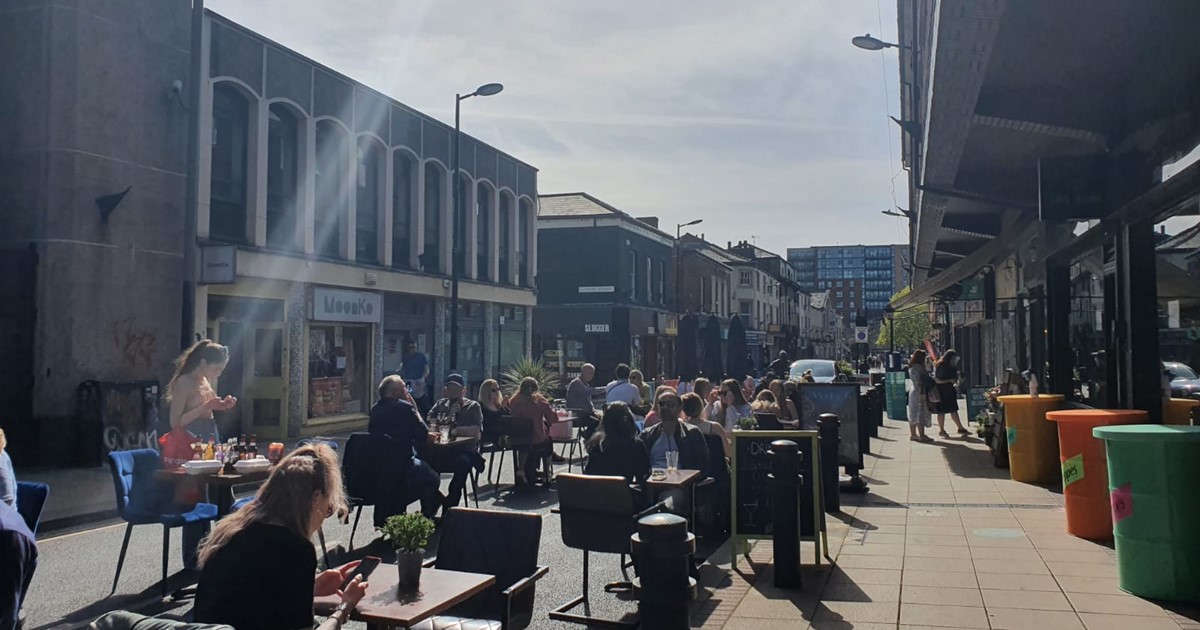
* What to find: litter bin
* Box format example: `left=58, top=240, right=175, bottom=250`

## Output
left=1092, top=425, right=1200, bottom=603
left=1045, top=409, right=1145, bottom=540
left=1162, top=398, right=1198, bottom=426
left=997, top=395, right=1063, bottom=483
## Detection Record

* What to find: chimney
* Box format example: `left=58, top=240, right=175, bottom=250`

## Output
left=635, top=216, right=659, bottom=229
left=727, top=241, right=732, bottom=249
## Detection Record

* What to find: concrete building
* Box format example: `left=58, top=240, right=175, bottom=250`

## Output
left=677, top=234, right=734, bottom=320
left=0, top=1, right=537, bottom=461
left=787, top=244, right=909, bottom=325
left=729, top=241, right=803, bottom=358
left=534, top=193, right=677, bottom=383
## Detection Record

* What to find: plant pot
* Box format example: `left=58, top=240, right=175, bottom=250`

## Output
left=396, top=550, right=423, bottom=587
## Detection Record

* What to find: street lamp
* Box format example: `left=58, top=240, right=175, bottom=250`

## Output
left=881, top=207, right=913, bottom=219
left=674, top=219, right=703, bottom=313
left=851, top=34, right=906, bottom=51
left=450, top=82, right=504, bottom=371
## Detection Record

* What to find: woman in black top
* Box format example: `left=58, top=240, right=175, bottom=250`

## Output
left=193, top=444, right=368, bottom=630
left=585, top=402, right=650, bottom=485
left=478, top=378, right=507, bottom=445
left=933, top=349, right=969, bottom=438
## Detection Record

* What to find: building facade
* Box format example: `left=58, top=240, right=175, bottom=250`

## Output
left=787, top=244, right=909, bottom=324
left=0, top=2, right=537, bottom=461
left=729, top=241, right=802, bottom=358
left=534, top=193, right=677, bottom=384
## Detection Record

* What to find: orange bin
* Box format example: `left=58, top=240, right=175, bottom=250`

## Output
left=1046, top=409, right=1146, bottom=540
left=1163, top=398, right=1198, bottom=426
left=998, top=395, right=1063, bottom=483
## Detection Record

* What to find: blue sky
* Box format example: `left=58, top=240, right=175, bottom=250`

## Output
left=208, top=0, right=909, bottom=256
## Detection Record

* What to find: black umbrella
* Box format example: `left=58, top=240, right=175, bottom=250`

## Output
left=727, top=314, right=749, bottom=379
left=702, top=314, right=724, bottom=381
left=676, top=312, right=699, bottom=381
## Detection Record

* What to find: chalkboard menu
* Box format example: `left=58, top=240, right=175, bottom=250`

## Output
left=731, top=430, right=823, bottom=538
left=966, top=386, right=989, bottom=423
left=797, top=383, right=862, bottom=468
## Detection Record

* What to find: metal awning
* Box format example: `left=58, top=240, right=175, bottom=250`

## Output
left=893, top=220, right=1037, bottom=310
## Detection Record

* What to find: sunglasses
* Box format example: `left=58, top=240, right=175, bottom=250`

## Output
left=720, top=390, right=733, bottom=396
left=658, top=399, right=680, bottom=409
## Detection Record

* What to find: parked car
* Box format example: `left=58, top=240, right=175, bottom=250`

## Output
left=1165, top=361, right=1200, bottom=399
left=787, top=359, right=839, bottom=383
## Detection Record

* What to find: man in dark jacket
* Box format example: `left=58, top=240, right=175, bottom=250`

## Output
left=639, top=389, right=709, bottom=515
left=768, top=351, right=791, bottom=380
left=368, top=375, right=442, bottom=518
left=0, top=500, right=35, bottom=629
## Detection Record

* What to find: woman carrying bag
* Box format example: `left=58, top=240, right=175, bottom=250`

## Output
left=933, top=349, right=970, bottom=438
left=907, top=350, right=933, bottom=442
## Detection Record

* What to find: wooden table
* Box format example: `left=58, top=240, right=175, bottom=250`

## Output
left=154, top=468, right=271, bottom=516
left=428, top=435, right=477, bottom=451
left=314, top=566, right=495, bottom=629
left=646, top=468, right=702, bottom=491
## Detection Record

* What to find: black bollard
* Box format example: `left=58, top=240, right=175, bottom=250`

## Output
left=865, top=389, right=879, bottom=439
left=818, top=413, right=841, bottom=513
left=632, top=513, right=697, bottom=630
left=769, top=440, right=803, bottom=589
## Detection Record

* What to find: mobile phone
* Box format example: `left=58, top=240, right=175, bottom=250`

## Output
left=340, top=556, right=380, bottom=590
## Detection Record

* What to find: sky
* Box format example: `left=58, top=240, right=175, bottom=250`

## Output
left=207, top=0, right=909, bottom=256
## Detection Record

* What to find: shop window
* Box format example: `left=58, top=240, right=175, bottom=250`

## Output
left=422, top=165, right=443, bottom=273
left=392, top=153, right=414, bottom=269
left=476, top=183, right=491, bottom=279
left=210, top=84, right=249, bottom=244
left=356, top=139, right=384, bottom=263
left=266, top=104, right=299, bottom=251
left=307, top=324, right=370, bottom=418
left=314, top=121, right=348, bottom=259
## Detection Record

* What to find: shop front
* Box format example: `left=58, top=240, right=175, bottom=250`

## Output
left=305, top=287, right=380, bottom=432
left=382, top=292, right=436, bottom=378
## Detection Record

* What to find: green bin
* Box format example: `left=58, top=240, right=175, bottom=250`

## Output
left=1092, top=424, right=1200, bottom=603
left=885, top=371, right=907, bottom=421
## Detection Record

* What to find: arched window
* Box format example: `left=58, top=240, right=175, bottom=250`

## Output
left=391, top=153, right=414, bottom=269
left=498, top=194, right=512, bottom=284
left=422, top=166, right=442, bottom=273
left=475, top=184, right=491, bottom=280
left=266, top=104, right=299, bottom=251
left=454, top=174, right=470, bottom=273
left=210, top=84, right=249, bottom=243
left=314, top=121, right=348, bottom=259
left=518, top=198, right=533, bottom=286
left=355, top=139, right=383, bottom=263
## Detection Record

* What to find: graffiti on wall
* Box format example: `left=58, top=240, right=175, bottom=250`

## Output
left=111, top=318, right=158, bottom=371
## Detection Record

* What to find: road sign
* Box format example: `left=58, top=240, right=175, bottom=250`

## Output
left=854, top=327, right=869, bottom=343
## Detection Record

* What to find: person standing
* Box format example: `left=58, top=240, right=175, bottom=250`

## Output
left=167, top=340, right=237, bottom=442
left=400, top=341, right=430, bottom=413
left=933, top=349, right=969, bottom=438
left=907, top=350, right=933, bottom=442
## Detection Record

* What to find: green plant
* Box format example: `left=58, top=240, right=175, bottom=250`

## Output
left=380, top=513, right=436, bottom=553
left=875, top=287, right=934, bottom=350
left=500, top=356, right=561, bottom=398
left=836, top=360, right=855, bottom=375
left=735, top=416, right=758, bottom=430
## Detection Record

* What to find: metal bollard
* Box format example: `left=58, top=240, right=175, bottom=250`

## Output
left=632, top=512, right=697, bottom=630
left=769, top=440, right=803, bottom=589
left=818, top=413, right=841, bottom=513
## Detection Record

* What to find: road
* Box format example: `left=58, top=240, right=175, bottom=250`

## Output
left=24, top=454, right=720, bottom=629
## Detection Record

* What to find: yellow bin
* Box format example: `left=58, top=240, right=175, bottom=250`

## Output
left=998, top=394, right=1064, bottom=483
left=1163, top=398, right=1198, bottom=426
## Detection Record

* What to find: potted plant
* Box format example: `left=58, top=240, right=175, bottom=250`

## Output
left=380, top=513, right=436, bottom=586
left=736, top=416, right=758, bottom=431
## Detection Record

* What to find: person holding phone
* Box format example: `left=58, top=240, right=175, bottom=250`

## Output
left=193, top=444, right=368, bottom=630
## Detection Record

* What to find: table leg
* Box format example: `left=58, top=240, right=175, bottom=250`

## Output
left=211, top=484, right=234, bottom=517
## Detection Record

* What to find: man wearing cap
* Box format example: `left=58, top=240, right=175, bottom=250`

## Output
left=426, top=374, right=485, bottom=511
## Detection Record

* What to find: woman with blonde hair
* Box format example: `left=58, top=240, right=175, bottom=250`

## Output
left=478, top=378, right=507, bottom=445
left=507, top=377, right=557, bottom=485
left=167, top=340, right=237, bottom=441
left=768, top=380, right=800, bottom=424
left=194, top=444, right=367, bottom=629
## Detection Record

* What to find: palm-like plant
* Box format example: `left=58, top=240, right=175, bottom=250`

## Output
left=500, top=357, right=562, bottom=398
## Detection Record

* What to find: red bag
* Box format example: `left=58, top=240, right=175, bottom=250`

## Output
left=159, top=428, right=195, bottom=469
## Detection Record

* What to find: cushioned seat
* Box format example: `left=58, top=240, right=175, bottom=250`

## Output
left=230, top=496, right=254, bottom=512
left=412, top=616, right=501, bottom=630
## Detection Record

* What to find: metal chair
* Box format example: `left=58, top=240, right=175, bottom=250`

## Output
left=550, top=473, right=667, bottom=628
left=15, top=481, right=49, bottom=535
left=413, top=508, right=549, bottom=630
left=106, top=449, right=218, bottom=597
left=490, top=415, right=536, bottom=490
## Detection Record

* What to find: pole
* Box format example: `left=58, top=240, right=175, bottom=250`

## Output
left=181, top=0, right=204, bottom=349
left=888, top=314, right=894, bottom=355
left=450, top=95, right=462, bottom=370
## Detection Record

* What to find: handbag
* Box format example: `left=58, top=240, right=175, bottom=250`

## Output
left=926, top=384, right=941, bottom=405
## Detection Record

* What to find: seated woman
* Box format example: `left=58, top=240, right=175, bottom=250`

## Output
left=680, top=392, right=730, bottom=458
left=641, top=385, right=678, bottom=429
left=478, top=379, right=507, bottom=445
left=193, top=444, right=368, bottom=630
left=751, top=390, right=783, bottom=418
left=769, top=380, right=801, bottom=425
left=584, top=402, right=650, bottom=485
left=506, top=377, right=557, bottom=485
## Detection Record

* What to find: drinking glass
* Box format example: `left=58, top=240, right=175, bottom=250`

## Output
left=666, top=450, right=679, bottom=473
left=439, top=425, right=452, bottom=443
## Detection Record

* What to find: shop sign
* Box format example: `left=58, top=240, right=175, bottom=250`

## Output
left=578, top=286, right=615, bottom=293
left=199, top=245, right=237, bottom=285
left=665, top=314, right=679, bottom=337
left=767, top=324, right=782, bottom=334
left=311, top=288, right=381, bottom=323
left=959, top=279, right=985, bottom=301
left=584, top=323, right=610, bottom=333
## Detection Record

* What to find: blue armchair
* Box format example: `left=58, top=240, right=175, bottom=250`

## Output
left=106, top=449, right=217, bottom=597
left=15, top=481, right=49, bottom=536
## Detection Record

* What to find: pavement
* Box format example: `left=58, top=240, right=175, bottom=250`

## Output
left=19, top=406, right=1200, bottom=629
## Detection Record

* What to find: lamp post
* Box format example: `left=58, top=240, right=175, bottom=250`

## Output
left=674, top=219, right=703, bottom=313
left=851, top=34, right=907, bottom=51
left=450, top=82, right=503, bottom=371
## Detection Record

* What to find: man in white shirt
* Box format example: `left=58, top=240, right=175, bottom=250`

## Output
left=605, top=363, right=645, bottom=417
